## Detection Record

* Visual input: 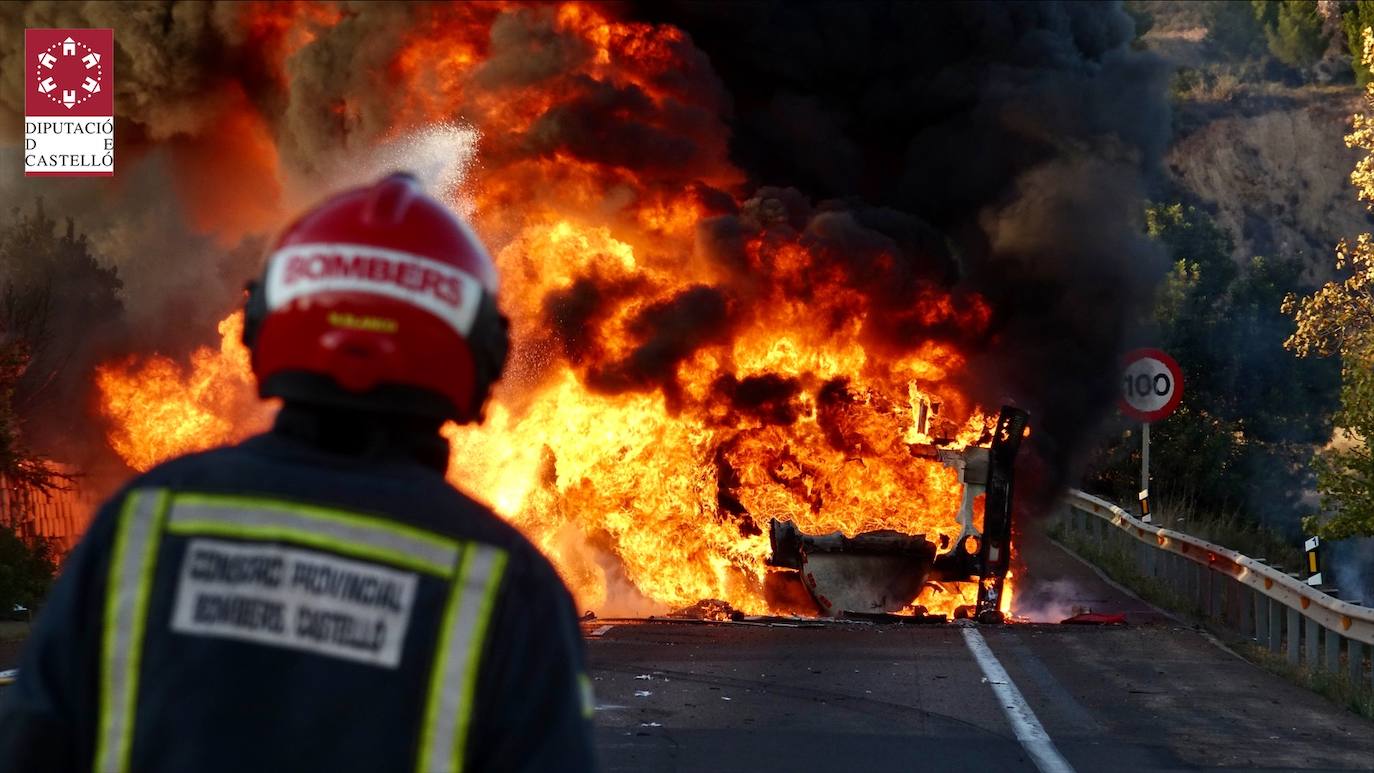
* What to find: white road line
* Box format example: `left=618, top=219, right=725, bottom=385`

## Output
left=588, top=624, right=616, bottom=637
left=962, top=627, right=1075, bottom=773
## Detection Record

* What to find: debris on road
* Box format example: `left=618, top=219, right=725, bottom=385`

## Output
left=669, top=599, right=738, bottom=621
left=1060, top=612, right=1127, bottom=625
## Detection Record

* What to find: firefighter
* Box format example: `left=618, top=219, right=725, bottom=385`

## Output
left=0, top=173, right=597, bottom=772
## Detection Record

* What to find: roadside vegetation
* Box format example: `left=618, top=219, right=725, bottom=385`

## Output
left=1133, top=0, right=1359, bottom=97
left=0, top=202, right=121, bottom=610
left=1088, top=2, right=1374, bottom=595
left=1285, top=25, right=1374, bottom=541
left=1083, top=199, right=1337, bottom=574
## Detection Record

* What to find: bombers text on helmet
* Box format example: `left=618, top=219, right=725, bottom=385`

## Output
left=243, top=173, right=509, bottom=423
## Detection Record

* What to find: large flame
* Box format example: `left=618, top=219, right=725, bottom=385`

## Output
left=93, top=2, right=1015, bottom=618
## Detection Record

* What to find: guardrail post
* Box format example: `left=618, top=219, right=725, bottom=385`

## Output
left=1200, top=566, right=1210, bottom=617
left=1199, top=565, right=1209, bottom=615
left=1269, top=597, right=1283, bottom=654
left=1297, top=615, right=1319, bottom=667
left=1287, top=606, right=1301, bottom=665
left=1237, top=582, right=1252, bottom=636
left=1194, top=563, right=1205, bottom=614
left=1253, top=589, right=1267, bottom=646
left=1304, top=614, right=1319, bottom=667
left=1323, top=627, right=1340, bottom=674
left=1210, top=570, right=1224, bottom=624
left=1350, top=641, right=1366, bottom=691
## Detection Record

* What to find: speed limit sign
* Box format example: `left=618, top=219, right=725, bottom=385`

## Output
left=1119, top=348, right=1183, bottom=422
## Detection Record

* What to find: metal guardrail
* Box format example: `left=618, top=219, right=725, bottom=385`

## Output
left=1058, top=489, right=1374, bottom=692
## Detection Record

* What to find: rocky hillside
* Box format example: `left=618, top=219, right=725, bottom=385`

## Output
left=1145, top=26, right=1373, bottom=282
left=1168, top=88, right=1368, bottom=281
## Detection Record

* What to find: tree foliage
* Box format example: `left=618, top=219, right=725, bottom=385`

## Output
left=0, top=320, right=59, bottom=610
left=1284, top=26, right=1374, bottom=539
left=1205, top=0, right=1269, bottom=60
left=1205, top=1, right=1330, bottom=70
left=1257, top=1, right=1329, bottom=69
left=0, top=526, right=55, bottom=613
left=0, top=201, right=119, bottom=604
left=1343, top=1, right=1374, bottom=84
left=1089, top=203, right=1338, bottom=528
left=0, top=201, right=122, bottom=420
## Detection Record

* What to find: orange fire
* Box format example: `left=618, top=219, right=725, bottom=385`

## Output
left=95, top=313, right=274, bottom=472
left=93, top=2, right=1015, bottom=618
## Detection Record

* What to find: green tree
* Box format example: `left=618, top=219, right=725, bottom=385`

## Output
left=1206, top=0, right=1268, bottom=59
left=1304, top=357, right=1374, bottom=538
left=1284, top=27, right=1374, bottom=538
left=0, top=526, right=55, bottom=613
left=0, top=201, right=122, bottom=422
left=1342, top=1, right=1374, bottom=84
left=0, top=201, right=118, bottom=606
left=0, top=330, right=61, bottom=610
left=1255, top=0, right=1329, bottom=69
left=1090, top=204, right=1338, bottom=528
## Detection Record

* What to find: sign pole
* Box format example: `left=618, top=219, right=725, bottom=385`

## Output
left=1141, top=422, right=1149, bottom=492
left=1120, top=348, right=1181, bottom=524
left=1140, top=422, right=1150, bottom=522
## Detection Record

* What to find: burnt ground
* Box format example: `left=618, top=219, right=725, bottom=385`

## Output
left=586, top=520, right=1374, bottom=773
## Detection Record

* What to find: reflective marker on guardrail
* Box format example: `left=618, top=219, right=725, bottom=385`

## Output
left=1304, top=536, right=1322, bottom=587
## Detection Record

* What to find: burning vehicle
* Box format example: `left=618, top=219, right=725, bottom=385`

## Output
left=768, top=405, right=1027, bottom=623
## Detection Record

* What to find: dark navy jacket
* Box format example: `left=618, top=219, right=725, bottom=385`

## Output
left=0, top=428, right=596, bottom=773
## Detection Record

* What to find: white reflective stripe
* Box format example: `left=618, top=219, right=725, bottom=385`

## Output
left=418, top=544, right=508, bottom=773
left=962, top=628, right=1075, bottom=773
left=96, top=488, right=168, bottom=773
left=264, top=242, right=484, bottom=336
left=166, top=496, right=459, bottom=577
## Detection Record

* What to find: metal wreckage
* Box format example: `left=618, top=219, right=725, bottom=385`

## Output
left=766, top=406, right=1028, bottom=623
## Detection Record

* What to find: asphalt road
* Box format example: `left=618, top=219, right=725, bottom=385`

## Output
left=586, top=525, right=1374, bottom=773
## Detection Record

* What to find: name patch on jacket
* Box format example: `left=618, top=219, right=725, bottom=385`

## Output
left=170, top=539, right=418, bottom=668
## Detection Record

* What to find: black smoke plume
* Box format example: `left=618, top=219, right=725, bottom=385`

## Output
left=630, top=0, right=1172, bottom=502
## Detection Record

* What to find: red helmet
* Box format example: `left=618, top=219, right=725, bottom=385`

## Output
left=243, top=173, right=508, bottom=423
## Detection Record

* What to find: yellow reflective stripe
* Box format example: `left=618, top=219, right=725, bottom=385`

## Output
left=579, top=673, right=596, bottom=720
left=453, top=548, right=508, bottom=769
left=166, top=519, right=452, bottom=578
left=95, top=488, right=169, bottom=773
left=174, top=492, right=458, bottom=559
left=416, top=544, right=508, bottom=773
left=418, top=544, right=472, bottom=773
left=166, top=494, right=459, bottom=577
